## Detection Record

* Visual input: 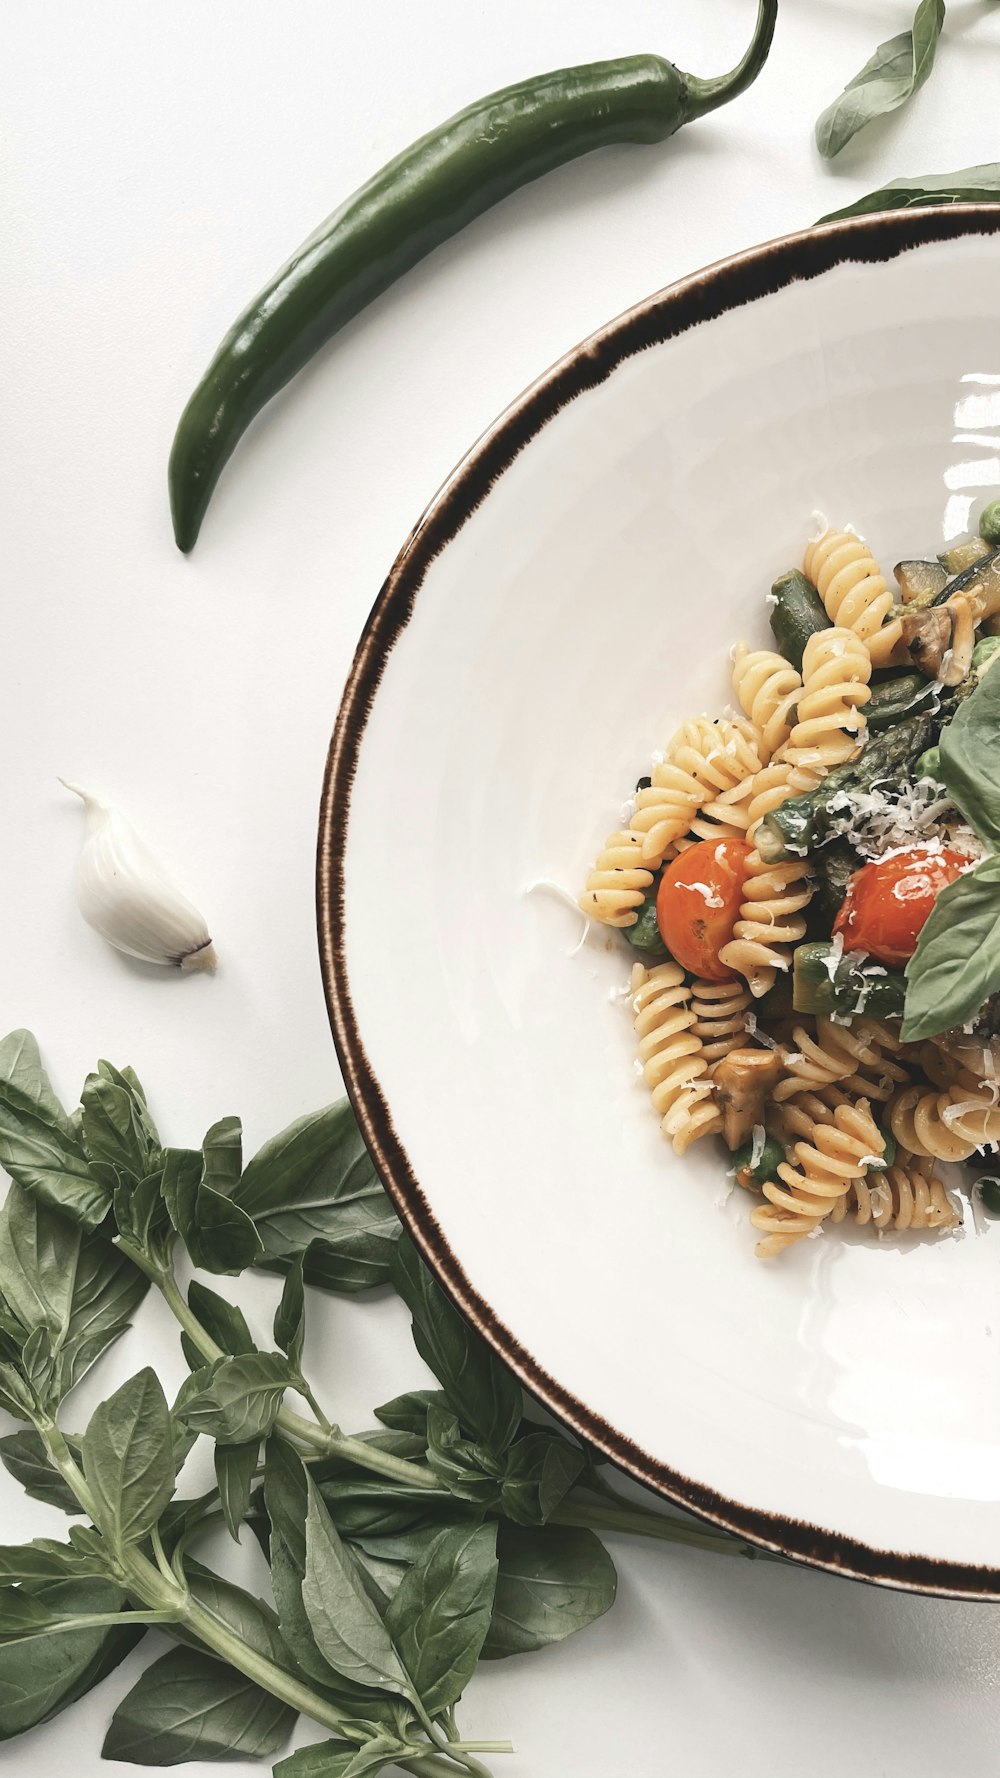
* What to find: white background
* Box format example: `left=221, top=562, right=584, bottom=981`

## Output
left=5, top=2, right=1000, bottom=1773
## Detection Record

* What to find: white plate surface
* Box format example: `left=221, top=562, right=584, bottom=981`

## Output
left=321, top=208, right=1000, bottom=1593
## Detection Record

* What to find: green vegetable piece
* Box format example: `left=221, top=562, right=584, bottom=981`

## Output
left=81, top=1368, right=176, bottom=1550
left=980, top=501, right=1000, bottom=546
left=768, top=569, right=831, bottom=670
left=383, top=1522, right=498, bottom=1714
left=894, top=559, right=948, bottom=606
left=818, top=164, right=1000, bottom=224
left=815, top=0, right=945, bottom=161
left=102, top=1645, right=295, bottom=1764
left=939, top=663, right=1000, bottom=844
left=755, top=713, right=936, bottom=863
left=733, top=1135, right=785, bottom=1190
left=623, top=895, right=669, bottom=960
left=793, top=943, right=907, bottom=1021
left=903, top=855, right=1000, bottom=1041
left=810, top=838, right=862, bottom=930
left=864, top=673, right=933, bottom=731
left=915, top=745, right=942, bottom=781
left=872, top=1126, right=897, bottom=1172
left=168, top=3, right=777, bottom=550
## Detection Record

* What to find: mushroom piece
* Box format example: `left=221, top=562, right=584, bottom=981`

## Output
left=899, top=606, right=952, bottom=679
left=944, top=592, right=976, bottom=687
left=713, top=1047, right=783, bottom=1151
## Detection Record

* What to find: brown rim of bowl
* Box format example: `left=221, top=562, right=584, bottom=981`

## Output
left=318, top=204, right=1000, bottom=1600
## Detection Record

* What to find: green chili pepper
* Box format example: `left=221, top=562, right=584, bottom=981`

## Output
left=169, top=1, right=778, bottom=551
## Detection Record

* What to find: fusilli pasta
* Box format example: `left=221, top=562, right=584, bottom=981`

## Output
left=889, top=1082, right=1000, bottom=1164
left=631, top=963, right=722, bottom=1153
left=803, top=528, right=903, bottom=668
left=780, top=627, right=871, bottom=773
left=690, top=977, right=753, bottom=1065
left=578, top=830, right=653, bottom=927
left=751, top=1098, right=884, bottom=1256
left=629, top=716, right=763, bottom=867
left=731, top=644, right=801, bottom=757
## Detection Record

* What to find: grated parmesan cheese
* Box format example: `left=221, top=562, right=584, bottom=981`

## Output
left=750, top=1124, right=766, bottom=1171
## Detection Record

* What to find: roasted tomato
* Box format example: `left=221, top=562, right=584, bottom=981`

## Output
left=656, top=838, right=751, bottom=981
left=832, top=846, right=969, bottom=967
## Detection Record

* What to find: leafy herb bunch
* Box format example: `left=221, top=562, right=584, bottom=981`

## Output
left=0, top=1032, right=759, bottom=1775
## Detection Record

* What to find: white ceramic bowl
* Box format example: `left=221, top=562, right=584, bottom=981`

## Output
left=319, top=207, right=1000, bottom=1596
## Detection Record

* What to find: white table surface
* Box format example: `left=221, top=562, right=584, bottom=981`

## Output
left=5, top=2, right=1000, bottom=1773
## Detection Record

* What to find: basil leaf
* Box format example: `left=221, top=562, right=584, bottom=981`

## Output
left=483, top=1524, right=617, bottom=1659
left=373, top=1391, right=449, bottom=1437
left=162, top=1146, right=261, bottom=1277
left=318, top=1476, right=467, bottom=1541
left=0, top=1184, right=147, bottom=1409
left=0, top=1576, right=143, bottom=1740
left=184, top=1280, right=256, bottom=1364
left=302, top=1476, right=410, bottom=1697
left=939, top=666, right=1000, bottom=844
left=102, top=1645, right=295, bottom=1764
left=273, top=1253, right=305, bottom=1368
left=0, top=1032, right=108, bottom=1230
left=80, top=1062, right=161, bottom=1193
left=0, top=1431, right=80, bottom=1513
left=392, top=1235, right=521, bottom=1455
left=0, top=1540, right=92, bottom=1582
left=815, top=0, right=945, bottom=160
left=264, top=1439, right=337, bottom=1691
left=498, top=1432, right=587, bottom=1527
left=274, top=1739, right=410, bottom=1778
left=215, top=1442, right=258, bottom=1541
left=819, top=163, right=1000, bottom=222
left=177, top=1352, right=296, bottom=1444
left=183, top=1560, right=292, bottom=1668
left=202, top=1115, right=242, bottom=1197
left=903, top=855, right=1000, bottom=1040
left=384, top=1522, right=497, bottom=1714
left=81, top=1367, right=176, bottom=1548
left=113, top=1168, right=168, bottom=1253
left=235, top=1105, right=399, bottom=1290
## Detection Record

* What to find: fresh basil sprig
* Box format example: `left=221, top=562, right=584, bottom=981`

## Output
left=815, top=0, right=946, bottom=160
left=0, top=1034, right=770, bottom=1769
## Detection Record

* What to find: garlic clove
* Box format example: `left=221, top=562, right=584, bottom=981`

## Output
left=60, top=779, right=217, bottom=972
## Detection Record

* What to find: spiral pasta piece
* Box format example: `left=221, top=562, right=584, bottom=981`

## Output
left=731, top=644, right=802, bottom=758
left=773, top=1018, right=907, bottom=1103
left=631, top=963, right=721, bottom=1153
left=717, top=856, right=813, bottom=999
left=578, top=830, right=653, bottom=927
left=850, top=1152, right=959, bottom=1233
left=888, top=1082, right=1000, bottom=1164
left=690, top=977, right=754, bottom=1065
left=803, top=529, right=903, bottom=668
left=629, top=716, right=764, bottom=866
left=780, top=628, right=871, bottom=773
left=751, top=1098, right=884, bottom=1256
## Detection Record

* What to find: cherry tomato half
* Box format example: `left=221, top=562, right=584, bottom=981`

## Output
left=656, top=838, right=751, bottom=981
left=833, top=846, right=969, bottom=968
